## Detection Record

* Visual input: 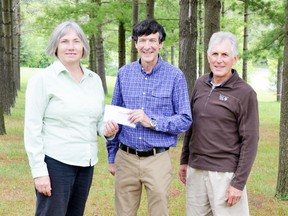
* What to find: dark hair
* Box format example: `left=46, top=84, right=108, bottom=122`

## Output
left=132, top=19, right=166, bottom=43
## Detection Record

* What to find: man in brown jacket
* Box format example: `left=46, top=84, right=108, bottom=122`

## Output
left=179, top=31, right=259, bottom=216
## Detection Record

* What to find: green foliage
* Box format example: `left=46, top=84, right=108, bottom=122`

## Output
left=221, top=0, right=285, bottom=60
left=105, top=64, right=118, bottom=76
left=248, top=0, right=285, bottom=62
left=20, top=1, right=51, bottom=68
left=20, top=0, right=286, bottom=84
left=155, top=0, right=180, bottom=45
left=20, top=36, right=52, bottom=68
left=20, top=37, right=30, bottom=66
left=20, top=0, right=182, bottom=71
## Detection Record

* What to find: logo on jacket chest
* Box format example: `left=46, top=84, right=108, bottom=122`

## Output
left=219, top=94, right=229, bottom=101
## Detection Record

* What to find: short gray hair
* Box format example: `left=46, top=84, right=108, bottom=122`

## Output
left=46, top=21, right=90, bottom=58
left=207, top=31, right=238, bottom=58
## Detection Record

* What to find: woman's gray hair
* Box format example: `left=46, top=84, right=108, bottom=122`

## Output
left=46, top=21, right=90, bottom=58
left=207, top=31, right=238, bottom=58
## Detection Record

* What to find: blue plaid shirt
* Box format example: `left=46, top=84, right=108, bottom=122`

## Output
left=107, top=57, right=192, bottom=163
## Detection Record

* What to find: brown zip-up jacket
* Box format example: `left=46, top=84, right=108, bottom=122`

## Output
left=180, top=70, right=259, bottom=190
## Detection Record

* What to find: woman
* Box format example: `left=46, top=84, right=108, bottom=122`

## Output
left=24, top=21, right=118, bottom=216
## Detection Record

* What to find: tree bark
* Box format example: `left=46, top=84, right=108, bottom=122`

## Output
left=179, top=0, right=198, bottom=99
left=221, top=0, right=225, bottom=28
left=171, top=45, right=175, bottom=65
left=130, top=0, right=139, bottom=62
left=95, top=27, right=108, bottom=95
left=198, top=0, right=204, bottom=77
left=118, top=21, right=126, bottom=68
left=162, top=47, right=168, bottom=62
left=2, top=0, right=14, bottom=114
left=89, top=0, right=97, bottom=73
left=0, top=94, right=6, bottom=135
left=0, top=95, right=5, bottom=135
left=276, top=0, right=288, bottom=200
left=204, top=0, right=221, bottom=73
left=242, top=0, right=249, bottom=82
left=0, top=0, right=6, bottom=135
left=277, top=59, right=283, bottom=102
left=12, top=0, right=20, bottom=91
left=92, top=0, right=107, bottom=94
left=89, top=35, right=97, bottom=73
left=146, top=0, right=154, bottom=19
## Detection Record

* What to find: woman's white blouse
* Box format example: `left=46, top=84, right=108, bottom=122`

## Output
left=24, top=60, right=105, bottom=178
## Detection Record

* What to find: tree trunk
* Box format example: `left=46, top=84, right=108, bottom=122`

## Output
left=0, top=95, right=5, bottom=135
left=93, top=0, right=107, bottom=95
left=96, top=27, right=108, bottom=95
left=118, top=21, right=126, bottom=68
left=276, top=0, right=288, bottom=200
left=89, top=35, right=97, bottom=73
left=221, top=0, right=225, bottom=28
left=198, top=0, right=204, bottom=77
left=12, top=0, right=20, bottom=91
left=162, top=47, right=168, bottom=62
left=171, top=45, right=175, bottom=65
left=146, top=0, right=154, bottom=19
left=130, top=0, right=139, bottom=62
left=242, top=0, right=249, bottom=81
left=89, top=0, right=97, bottom=73
left=204, top=0, right=221, bottom=73
left=179, top=0, right=198, bottom=99
left=2, top=0, right=14, bottom=114
left=277, top=59, right=283, bottom=102
left=0, top=0, right=6, bottom=135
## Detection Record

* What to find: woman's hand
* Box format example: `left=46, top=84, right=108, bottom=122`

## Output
left=34, top=176, right=52, bottom=197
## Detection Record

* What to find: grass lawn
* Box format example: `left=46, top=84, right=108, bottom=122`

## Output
left=0, top=68, right=287, bottom=215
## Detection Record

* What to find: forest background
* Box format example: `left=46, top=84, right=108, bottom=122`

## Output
left=1, top=0, right=288, bottom=215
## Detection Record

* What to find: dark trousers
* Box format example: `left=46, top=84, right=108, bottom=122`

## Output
left=35, top=155, right=94, bottom=216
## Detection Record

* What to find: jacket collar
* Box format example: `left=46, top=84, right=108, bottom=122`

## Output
left=207, top=69, right=239, bottom=88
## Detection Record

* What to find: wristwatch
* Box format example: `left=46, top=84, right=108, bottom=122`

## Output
left=150, top=118, right=157, bottom=129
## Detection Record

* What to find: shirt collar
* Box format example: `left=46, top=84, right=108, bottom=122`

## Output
left=53, top=60, right=93, bottom=77
left=138, top=55, right=163, bottom=75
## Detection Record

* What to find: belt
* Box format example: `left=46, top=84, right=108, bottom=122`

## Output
left=119, top=143, right=169, bottom=157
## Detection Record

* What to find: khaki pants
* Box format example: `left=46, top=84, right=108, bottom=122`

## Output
left=114, top=149, right=172, bottom=216
left=186, top=167, right=249, bottom=216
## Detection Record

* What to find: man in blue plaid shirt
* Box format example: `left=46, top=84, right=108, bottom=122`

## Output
left=106, top=19, right=192, bottom=216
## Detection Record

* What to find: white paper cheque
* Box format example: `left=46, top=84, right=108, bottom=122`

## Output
left=104, top=104, right=136, bottom=128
